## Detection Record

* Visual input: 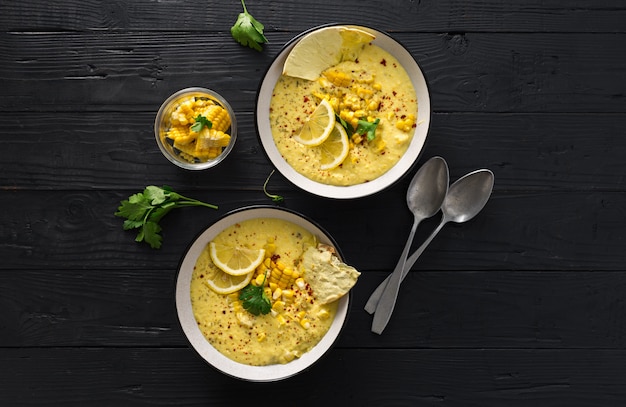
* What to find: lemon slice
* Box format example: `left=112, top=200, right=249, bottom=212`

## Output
left=204, top=266, right=254, bottom=295
left=319, top=122, right=349, bottom=170
left=209, top=242, right=266, bottom=276
left=293, top=99, right=336, bottom=146
left=283, top=26, right=376, bottom=81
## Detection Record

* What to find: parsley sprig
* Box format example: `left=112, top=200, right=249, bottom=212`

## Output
left=115, top=185, right=218, bottom=249
left=239, top=271, right=271, bottom=315
left=231, top=0, right=268, bottom=52
left=190, top=114, right=212, bottom=132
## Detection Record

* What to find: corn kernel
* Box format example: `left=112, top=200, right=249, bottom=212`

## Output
left=272, top=287, right=282, bottom=300
left=272, top=300, right=285, bottom=312
left=299, top=319, right=311, bottom=329
left=282, top=289, right=294, bottom=301
left=295, top=278, right=306, bottom=290
left=257, top=332, right=266, bottom=342
left=276, top=314, right=286, bottom=326
left=254, top=274, right=265, bottom=286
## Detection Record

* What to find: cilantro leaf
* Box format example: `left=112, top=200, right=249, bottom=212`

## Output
left=115, top=186, right=218, bottom=249
left=231, top=0, right=268, bottom=52
left=355, top=118, right=380, bottom=141
left=239, top=281, right=271, bottom=315
left=336, top=114, right=354, bottom=136
left=190, top=114, right=212, bottom=133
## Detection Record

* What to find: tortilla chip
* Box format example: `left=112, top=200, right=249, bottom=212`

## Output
left=299, top=244, right=360, bottom=304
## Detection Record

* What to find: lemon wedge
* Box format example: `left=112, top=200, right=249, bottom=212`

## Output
left=209, top=242, right=266, bottom=276
left=319, top=122, right=349, bottom=170
left=293, top=99, right=336, bottom=146
left=283, top=26, right=376, bottom=81
left=203, top=266, right=254, bottom=295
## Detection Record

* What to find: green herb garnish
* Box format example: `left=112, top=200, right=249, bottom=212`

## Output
left=239, top=272, right=271, bottom=315
left=115, top=185, right=218, bottom=249
left=231, top=0, right=268, bottom=52
left=190, top=114, right=212, bottom=132
left=336, top=114, right=354, bottom=135
left=263, top=170, right=284, bottom=203
left=355, top=118, right=380, bottom=141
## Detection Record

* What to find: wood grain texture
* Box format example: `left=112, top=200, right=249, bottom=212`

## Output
left=2, top=32, right=625, bottom=112
left=2, top=270, right=626, bottom=350
left=2, top=348, right=626, bottom=406
left=1, top=190, right=625, bottom=271
left=2, top=0, right=626, bottom=404
left=2, top=0, right=626, bottom=33
left=1, top=111, right=625, bottom=190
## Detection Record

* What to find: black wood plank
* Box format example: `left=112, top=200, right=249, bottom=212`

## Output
left=2, top=32, right=625, bottom=113
left=2, top=189, right=625, bottom=271
left=2, top=270, right=626, bottom=350
left=2, top=0, right=626, bottom=33
left=1, top=112, right=624, bottom=191
left=2, top=347, right=626, bottom=406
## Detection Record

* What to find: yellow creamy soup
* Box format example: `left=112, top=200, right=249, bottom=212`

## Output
left=190, top=218, right=338, bottom=366
left=270, top=43, right=418, bottom=186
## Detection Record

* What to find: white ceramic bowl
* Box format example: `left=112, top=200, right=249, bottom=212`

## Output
left=175, top=206, right=350, bottom=382
left=255, top=24, right=431, bottom=199
left=155, top=87, right=237, bottom=170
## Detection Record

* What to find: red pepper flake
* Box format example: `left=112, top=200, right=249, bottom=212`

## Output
left=392, top=91, right=397, bottom=97
left=380, top=58, right=387, bottom=66
left=303, top=96, right=310, bottom=103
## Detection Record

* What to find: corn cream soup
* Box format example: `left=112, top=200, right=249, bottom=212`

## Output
left=190, top=218, right=338, bottom=366
left=270, top=43, right=418, bottom=186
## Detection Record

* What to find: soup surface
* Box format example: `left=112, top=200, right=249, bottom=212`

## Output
left=190, top=218, right=338, bottom=366
left=269, top=43, right=418, bottom=186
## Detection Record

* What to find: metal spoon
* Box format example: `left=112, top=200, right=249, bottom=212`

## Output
left=370, top=168, right=495, bottom=334
left=363, top=156, right=449, bottom=319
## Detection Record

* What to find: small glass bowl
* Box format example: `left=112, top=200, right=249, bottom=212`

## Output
left=154, top=87, right=237, bottom=170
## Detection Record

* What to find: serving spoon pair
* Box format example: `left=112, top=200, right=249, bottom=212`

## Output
left=366, top=156, right=495, bottom=334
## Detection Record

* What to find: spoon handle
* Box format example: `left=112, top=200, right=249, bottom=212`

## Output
left=369, top=217, right=421, bottom=333
left=365, top=218, right=446, bottom=316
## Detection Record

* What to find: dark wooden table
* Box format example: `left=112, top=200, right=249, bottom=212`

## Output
left=3, top=0, right=626, bottom=405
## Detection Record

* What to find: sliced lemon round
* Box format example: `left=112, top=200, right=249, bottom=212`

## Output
left=319, top=122, right=349, bottom=170
left=204, top=266, right=254, bottom=295
left=283, top=26, right=376, bottom=81
left=209, top=242, right=266, bottom=276
left=293, top=99, right=336, bottom=146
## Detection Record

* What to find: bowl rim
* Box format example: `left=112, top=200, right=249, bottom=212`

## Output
left=154, top=87, right=238, bottom=170
left=174, top=205, right=351, bottom=382
left=255, top=23, right=432, bottom=199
